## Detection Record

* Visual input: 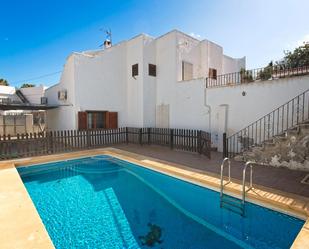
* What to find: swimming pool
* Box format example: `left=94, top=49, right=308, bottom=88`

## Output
left=18, top=155, right=304, bottom=249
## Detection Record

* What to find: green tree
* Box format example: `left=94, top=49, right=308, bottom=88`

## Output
left=259, top=61, right=273, bottom=80
left=279, top=42, right=309, bottom=68
left=0, top=78, right=9, bottom=86
left=20, top=83, right=35, bottom=88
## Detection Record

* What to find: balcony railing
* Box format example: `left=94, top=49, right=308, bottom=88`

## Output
left=205, top=65, right=309, bottom=88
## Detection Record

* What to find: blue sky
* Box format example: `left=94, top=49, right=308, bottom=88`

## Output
left=1, top=0, right=308, bottom=87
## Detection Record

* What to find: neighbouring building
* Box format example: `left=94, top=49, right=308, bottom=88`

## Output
left=0, top=85, right=47, bottom=135
left=45, top=30, right=245, bottom=131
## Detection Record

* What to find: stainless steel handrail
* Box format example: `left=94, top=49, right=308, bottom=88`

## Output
left=242, top=161, right=254, bottom=206
left=220, top=157, right=231, bottom=200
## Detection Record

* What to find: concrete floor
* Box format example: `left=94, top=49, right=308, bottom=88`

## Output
left=114, top=144, right=309, bottom=198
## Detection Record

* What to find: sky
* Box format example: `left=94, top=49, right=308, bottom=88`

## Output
left=1, top=0, right=308, bottom=87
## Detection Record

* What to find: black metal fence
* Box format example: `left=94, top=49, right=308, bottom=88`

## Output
left=206, top=65, right=309, bottom=88
left=224, top=88, right=309, bottom=158
left=0, top=127, right=211, bottom=160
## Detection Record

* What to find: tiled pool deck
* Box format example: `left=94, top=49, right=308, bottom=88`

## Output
left=115, top=144, right=309, bottom=197
left=0, top=147, right=308, bottom=248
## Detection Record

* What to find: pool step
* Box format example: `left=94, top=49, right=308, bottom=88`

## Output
left=220, top=194, right=244, bottom=216
left=219, top=158, right=253, bottom=217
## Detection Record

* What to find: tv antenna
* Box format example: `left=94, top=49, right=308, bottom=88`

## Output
left=99, top=28, right=112, bottom=48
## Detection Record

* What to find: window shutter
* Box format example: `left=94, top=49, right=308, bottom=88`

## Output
left=78, top=112, right=87, bottom=130
left=182, top=61, right=193, bottom=80
left=148, top=64, right=157, bottom=76
left=106, top=112, right=118, bottom=129
left=209, top=68, right=217, bottom=79
left=132, top=64, right=138, bottom=77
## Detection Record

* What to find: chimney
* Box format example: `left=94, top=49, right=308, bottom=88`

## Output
left=103, top=39, right=112, bottom=49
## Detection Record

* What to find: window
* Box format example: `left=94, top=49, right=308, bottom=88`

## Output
left=33, top=112, right=45, bottom=125
left=148, top=64, right=157, bottom=76
left=182, top=61, right=193, bottom=81
left=209, top=68, right=217, bottom=80
left=58, top=90, right=67, bottom=100
left=132, top=64, right=138, bottom=77
left=87, top=112, right=105, bottom=129
left=78, top=111, right=118, bottom=130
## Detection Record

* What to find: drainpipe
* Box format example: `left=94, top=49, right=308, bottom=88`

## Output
left=203, top=82, right=211, bottom=132
left=219, top=104, right=229, bottom=133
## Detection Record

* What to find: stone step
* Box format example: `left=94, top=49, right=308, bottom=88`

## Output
left=273, top=136, right=288, bottom=143
left=286, top=129, right=299, bottom=137
left=263, top=141, right=276, bottom=148
left=234, top=155, right=245, bottom=162
left=252, top=146, right=263, bottom=153
left=298, top=123, right=309, bottom=134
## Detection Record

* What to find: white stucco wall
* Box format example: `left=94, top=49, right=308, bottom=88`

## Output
left=0, top=85, right=15, bottom=96
left=0, top=85, right=19, bottom=104
left=20, top=85, right=45, bottom=104
left=172, top=78, right=208, bottom=130
left=45, top=55, right=76, bottom=130
left=125, top=35, right=146, bottom=127
left=207, top=75, right=309, bottom=151
left=74, top=43, right=127, bottom=127
left=142, top=37, right=157, bottom=127
left=154, top=30, right=244, bottom=130
left=223, top=55, right=246, bottom=74
left=44, top=29, right=246, bottom=132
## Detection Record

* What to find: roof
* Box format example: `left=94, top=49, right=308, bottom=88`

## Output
left=0, top=103, right=59, bottom=110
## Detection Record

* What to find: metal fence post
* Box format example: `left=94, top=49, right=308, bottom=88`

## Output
left=170, top=129, right=174, bottom=149
left=125, top=127, right=129, bottom=144
left=197, top=130, right=202, bottom=154
left=86, top=129, right=91, bottom=148
left=148, top=128, right=151, bottom=145
left=139, top=128, right=142, bottom=145
left=223, top=132, right=227, bottom=158
left=49, top=131, right=54, bottom=154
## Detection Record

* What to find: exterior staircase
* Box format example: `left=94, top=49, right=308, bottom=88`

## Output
left=15, top=89, right=30, bottom=104
left=225, top=88, right=309, bottom=171
left=234, top=121, right=309, bottom=171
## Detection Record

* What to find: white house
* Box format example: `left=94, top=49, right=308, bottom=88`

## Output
left=45, top=29, right=309, bottom=151
left=45, top=29, right=245, bottom=132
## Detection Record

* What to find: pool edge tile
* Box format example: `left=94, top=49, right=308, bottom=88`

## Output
left=0, top=163, right=55, bottom=249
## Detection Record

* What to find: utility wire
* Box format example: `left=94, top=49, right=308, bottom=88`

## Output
left=11, top=70, right=62, bottom=84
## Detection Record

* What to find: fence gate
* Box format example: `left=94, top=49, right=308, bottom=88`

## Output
left=200, top=131, right=211, bottom=158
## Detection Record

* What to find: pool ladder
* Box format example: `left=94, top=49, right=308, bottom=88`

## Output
left=220, top=158, right=254, bottom=216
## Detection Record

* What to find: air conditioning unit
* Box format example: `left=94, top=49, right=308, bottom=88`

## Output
left=41, top=97, right=48, bottom=105
left=58, top=90, right=67, bottom=101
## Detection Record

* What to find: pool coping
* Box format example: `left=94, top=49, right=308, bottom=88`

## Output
left=0, top=147, right=308, bottom=249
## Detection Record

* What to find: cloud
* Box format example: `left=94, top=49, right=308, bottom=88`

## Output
left=296, top=34, right=309, bottom=46
left=285, top=34, right=309, bottom=50
left=189, top=32, right=201, bottom=39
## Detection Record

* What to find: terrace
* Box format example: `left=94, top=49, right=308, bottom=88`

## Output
left=206, top=65, right=309, bottom=88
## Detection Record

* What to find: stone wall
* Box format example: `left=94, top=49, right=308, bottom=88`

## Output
left=236, top=122, right=309, bottom=171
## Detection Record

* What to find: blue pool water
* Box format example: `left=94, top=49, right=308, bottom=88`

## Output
left=18, top=156, right=304, bottom=249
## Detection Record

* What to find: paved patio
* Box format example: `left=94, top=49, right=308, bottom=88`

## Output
left=114, top=144, right=309, bottom=198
